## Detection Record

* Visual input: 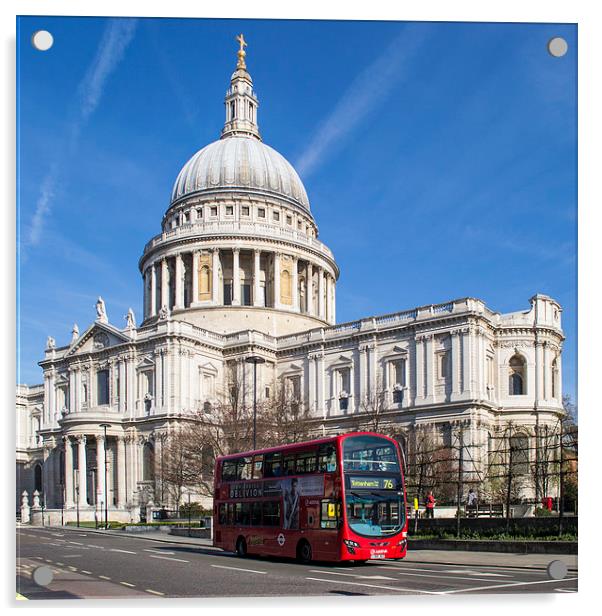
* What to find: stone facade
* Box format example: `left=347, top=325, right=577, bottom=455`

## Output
left=16, top=43, right=565, bottom=519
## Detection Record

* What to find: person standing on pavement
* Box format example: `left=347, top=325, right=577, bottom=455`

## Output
left=467, top=488, right=478, bottom=517
left=425, top=490, right=436, bottom=518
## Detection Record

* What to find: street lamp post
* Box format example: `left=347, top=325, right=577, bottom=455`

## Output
left=99, top=423, right=112, bottom=529
left=245, top=355, right=265, bottom=450
left=74, top=470, right=80, bottom=528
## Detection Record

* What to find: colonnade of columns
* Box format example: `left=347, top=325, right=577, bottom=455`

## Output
left=60, top=433, right=128, bottom=510
left=142, top=247, right=336, bottom=323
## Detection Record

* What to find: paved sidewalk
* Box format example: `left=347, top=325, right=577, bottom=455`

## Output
left=55, top=526, right=577, bottom=571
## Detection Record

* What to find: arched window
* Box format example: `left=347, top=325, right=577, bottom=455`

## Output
left=281, top=269, right=292, bottom=304
left=508, top=355, right=526, bottom=395
left=143, top=442, right=155, bottom=481
left=509, top=433, right=530, bottom=475
left=34, top=463, right=43, bottom=492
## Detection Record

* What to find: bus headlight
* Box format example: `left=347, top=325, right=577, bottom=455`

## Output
left=343, top=539, right=360, bottom=548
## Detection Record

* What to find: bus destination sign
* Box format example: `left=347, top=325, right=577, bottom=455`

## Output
left=349, top=476, right=396, bottom=490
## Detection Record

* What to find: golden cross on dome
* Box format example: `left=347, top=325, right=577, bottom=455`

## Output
left=236, top=33, right=247, bottom=52
left=235, top=33, right=247, bottom=68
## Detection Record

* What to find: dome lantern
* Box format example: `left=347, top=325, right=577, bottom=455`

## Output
left=221, top=34, right=261, bottom=141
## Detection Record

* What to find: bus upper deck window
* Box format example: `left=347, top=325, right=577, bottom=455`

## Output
left=252, top=455, right=264, bottom=479
left=318, top=445, right=337, bottom=472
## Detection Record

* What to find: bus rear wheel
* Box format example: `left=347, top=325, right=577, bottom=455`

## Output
left=235, top=537, right=247, bottom=558
left=297, top=540, right=312, bottom=564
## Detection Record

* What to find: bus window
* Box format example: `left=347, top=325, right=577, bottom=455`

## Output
left=320, top=499, right=339, bottom=529
left=264, top=453, right=282, bottom=477
left=263, top=501, right=281, bottom=526
left=239, top=456, right=253, bottom=480
left=222, top=460, right=237, bottom=481
left=218, top=503, right=227, bottom=525
left=227, top=503, right=234, bottom=525
left=295, top=450, right=317, bottom=474
left=251, top=502, right=262, bottom=526
left=282, top=453, right=296, bottom=475
left=318, top=445, right=337, bottom=472
left=235, top=502, right=251, bottom=525
left=252, top=455, right=264, bottom=479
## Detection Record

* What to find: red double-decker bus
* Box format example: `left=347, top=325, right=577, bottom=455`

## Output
left=213, top=431, right=408, bottom=563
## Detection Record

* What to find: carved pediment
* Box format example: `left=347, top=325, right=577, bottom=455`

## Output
left=64, top=322, right=130, bottom=357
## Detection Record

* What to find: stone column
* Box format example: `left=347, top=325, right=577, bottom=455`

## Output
left=75, top=368, right=81, bottom=413
left=308, top=355, right=317, bottom=415
left=316, top=352, right=326, bottom=419
left=69, top=368, right=76, bottom=413
left=461, top=328, right=472, bottom=395
left=325, top=275, right=331, bottom=322
left=535, top=341, right=544, bottom=405
left=424, top=335, right=434, bottom=403
left=232, top=247, right=241, bottom=305
left=292, top=256, right=299, bottom=311
left=63, top=436, right=74, bottom=507
left=318, top=268, right=325, bottom=320
left=451, top=330, right=461, bottom=399
left=42, top=443, right=51, bottom=506
left=307, top=262, right=314, bottom=316
left=161, top=258, right=169, bottom=310
left=118, top=359, right=126, bottom=413
left=48, top=370, right=56, bottom=424
left=96, top=434, right=106, bottom=510
left=253, top=249, right=262, bottom=307
left=415, top=336, right=425, bottom=402
left=116, top=436, right=126, bottom=508
left=76, top=435, right=87, bottom=507
left=212, top=248, right=220, bottom=305
left=150, top=263, right=157, bottom=317
left=331, top=280, right=336, bottom=324
left=174, top=254, right=184, bottom=309
left=543, top=342, right=551, bottom=401
left=273, top=252, right=281, bottom=309
left=192, top=250, right=199, bottom=305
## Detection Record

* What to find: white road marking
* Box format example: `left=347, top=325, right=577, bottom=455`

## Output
left=99, top=575, right=111, bottom=580
left=81, top=570, right=92, bottom=575
left=56, top=562, right=64, bottom=566
left=211, top=564, right=267, bottom=575
left=379, top=568, right=515, bottom=583
left=87, top=544, right=105, bottom=549
left=306, top=577, right=437, bottom=594
left=443, top=569, right=507, bottom=577
left=439, top=576, right=579, bottom=595
left=144, top=549, right=176, bottom=555
left=120, top=581, right=136, bottom=588
left=146, top=589, right=165, bottom=596
left=149, top=555, right=190, bottom=563
left=69, top=541, right=84, bottom=545
left=309, top=570, right=396, bottom=581
left=556, top=588, right=577, bottom=593
left=110, top=549, right=137, bottom=554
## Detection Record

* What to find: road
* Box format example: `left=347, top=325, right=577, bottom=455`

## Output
left=16, top=527, right=578, bottom=599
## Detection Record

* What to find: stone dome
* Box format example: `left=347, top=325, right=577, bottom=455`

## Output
left=170, top=136, right=311, bottom=212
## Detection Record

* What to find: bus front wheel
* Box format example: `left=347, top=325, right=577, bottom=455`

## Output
left=297, top=540, right=312, bottom=564
left=236, top=537, right=247, bottom=558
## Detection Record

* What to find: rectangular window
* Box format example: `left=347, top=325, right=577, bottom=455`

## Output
left=222, top=460, right=237, bottom=481
left=250, top=502, right=262, bottom=526
left=218, top=503, right=227, bottom=525
left=282, top=453, right=296, bottom=476
left=320, top=499, right=339, bottom=529
left=318, top=444, right=338, bottom=473
left=257, top=207, right=266, bottom=218
left=252, top=455, right=264, bottom=479
left=226, top=205, right=234, bottom=216
left=196, top=207, right=203, bottom=219
left=241, top=284, right=251, bottom=306
left=242, top=206, right=250, bottom=216
left=223, top=282, right=232, bottom=306
left=295, top=451, right=317, bottom=474
left=264, top=452, right=282, bottom=477
left=263, top=501, right=280, bottom=527
left=239, top=456, right=253, bottom=480
left=272, top=211, right=280, bottom=222
left=210, top=206, right=218, bottom=217
left=439, top=352, right=449, bottom=379
left=286, top=215, right=292, bottom=225
left=97, top=370, right=109, bottom=406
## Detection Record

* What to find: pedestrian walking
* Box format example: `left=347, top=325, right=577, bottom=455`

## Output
left=425, top=490, right=436, bottom=518
left=466, top=488, right=478, bottom=517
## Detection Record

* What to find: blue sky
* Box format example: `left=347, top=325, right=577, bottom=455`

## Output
left=17, top=17, right=577, bottom=400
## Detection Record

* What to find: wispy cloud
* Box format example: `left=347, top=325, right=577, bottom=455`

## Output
left=295, top=28, right=426, bottom=178
left=25, top=18, right=138, bottom=247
